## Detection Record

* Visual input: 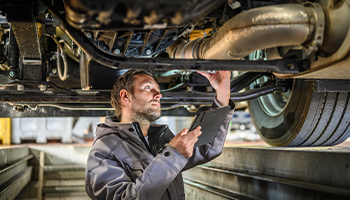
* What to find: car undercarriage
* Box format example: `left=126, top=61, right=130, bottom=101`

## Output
left=0, top=0, right=350, bottom=146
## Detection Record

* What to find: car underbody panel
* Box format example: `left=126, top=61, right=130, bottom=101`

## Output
left=0, top=0, right=350, bottom=146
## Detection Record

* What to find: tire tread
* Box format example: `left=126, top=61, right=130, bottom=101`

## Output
left=300, top=92, right=350, bottom=146
left=330, top=93, right=350, bottom=145
left=249, top=79, right=350, bottom=147
left=311, top=93, right=339, bottom=146
left=299, top=93, right=328, bottom=146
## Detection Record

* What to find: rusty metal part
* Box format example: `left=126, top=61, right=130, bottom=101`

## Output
left=11, top=22, right=41, bottom=60
left=167, top=4, right=319, bottom=60
left=9, top=8, right=43, bottom=81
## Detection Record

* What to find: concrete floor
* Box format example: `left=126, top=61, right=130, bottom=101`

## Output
left=1, top=138, right=350, bottom=199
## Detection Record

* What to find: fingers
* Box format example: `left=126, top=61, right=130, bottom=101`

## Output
left=186, top=126, right=202, bottom=146
left=182, top=126, right=201, bottom=138
left=189, top=126, right=202, bottom=138
left=197, top=71, right=231, bottom=89
left=180, top=128, right=188, bottom=136
left=169, top=126, right=202, bottom=158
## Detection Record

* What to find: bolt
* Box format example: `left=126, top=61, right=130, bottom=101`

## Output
left=133, top=33, right=141, bottom=40
left=86, top=32, right=93, bottom=38
left=52, top=68, right=57, bottom=74
left=129, top=51, right=136, bottom=57
left=99, top=41, right=108, bottom=51
left=114, top=48, right=121, bottom=55
left=184, top=105, right=197, bottom=113
left=39, top=84, right=47, bottom=91
left=316, top=35, right=322, bottom=44
left=206, top=87, right=214, bottom=92
left=145, top=49, right=152, bottom=56
left=187, top=86, right=193, bottom=92
left=8, top=71, right=16, bottom=78
left=51, top=53, right=57, bottom=60
left=286, top=63, right=295, bottom=70
left=17, top=85, right=24, bottom=91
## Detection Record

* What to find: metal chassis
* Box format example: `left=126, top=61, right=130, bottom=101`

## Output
left=39, top=0, right=309, bottom=74
left=0, top=0, right=312, bottom=117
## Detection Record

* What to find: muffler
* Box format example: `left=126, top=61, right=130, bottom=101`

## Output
left=167, top=3, right=324, bottom=60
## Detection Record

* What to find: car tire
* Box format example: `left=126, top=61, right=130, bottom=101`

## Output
left=248, top=79, right=350, bottom=147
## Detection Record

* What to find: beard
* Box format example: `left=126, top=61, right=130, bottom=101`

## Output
left=131, top=99, right=161, bottom=122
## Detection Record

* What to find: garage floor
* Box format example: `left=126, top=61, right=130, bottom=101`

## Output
left=184, top=140, right=350, bottom=199
left=0, top=139, right=349, bottom=200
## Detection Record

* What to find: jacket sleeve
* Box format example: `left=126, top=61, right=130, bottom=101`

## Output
left=85, top=143, right=187, bottom=200
left=182, top=98, right=235, bottom=171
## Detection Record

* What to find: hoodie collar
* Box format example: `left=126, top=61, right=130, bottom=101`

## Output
left=101, top=116, right=169, bottom=154
left=103, top=116, right=141, bottom=142
left=104, top=116, right=168, bottom=135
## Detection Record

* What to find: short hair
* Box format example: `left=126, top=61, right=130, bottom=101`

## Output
left=111, top=69, right=154, bottom=120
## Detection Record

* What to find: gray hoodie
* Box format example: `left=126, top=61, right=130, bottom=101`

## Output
left=85, top=99, right=235, bottom=200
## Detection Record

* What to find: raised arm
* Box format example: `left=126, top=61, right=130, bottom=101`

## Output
left=197, top=71, right=231, bottom=106
left=182, top=71, right=235, bottom=170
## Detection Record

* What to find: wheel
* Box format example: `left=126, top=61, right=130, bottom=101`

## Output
left=248, top=79, right=350, bottom=147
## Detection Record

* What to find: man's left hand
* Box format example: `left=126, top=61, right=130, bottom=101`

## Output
left=197, top=71, right=231, bottom=106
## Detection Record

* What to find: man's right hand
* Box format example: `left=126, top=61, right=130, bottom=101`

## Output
left=169, top=126, right=202, bottom=158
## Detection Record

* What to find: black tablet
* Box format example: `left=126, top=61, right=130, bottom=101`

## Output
left=189, top=105, right=231, bottom=148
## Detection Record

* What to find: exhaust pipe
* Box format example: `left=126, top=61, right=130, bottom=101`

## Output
left=167, top=4, right=323, bottom=60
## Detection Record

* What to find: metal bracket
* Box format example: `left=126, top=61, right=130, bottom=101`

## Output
left=7, top=1, right=43, bottom=81
left=305, top=3, right=325, bottom=53
left=178, top=24, right=195, bottom=38
left=22, top=59, right=43, bottom=81
left=11, top=22, right=41, bottom=60
left=23, top=59, right=42, bottom=66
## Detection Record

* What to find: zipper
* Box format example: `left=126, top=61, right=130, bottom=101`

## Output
left=132, top=122, right=154, bottom=156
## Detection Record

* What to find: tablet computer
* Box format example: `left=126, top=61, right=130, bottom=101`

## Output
left=189, top=105, right=231, bottom=148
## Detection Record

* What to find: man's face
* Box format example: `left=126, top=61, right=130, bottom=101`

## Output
left=129, top=73, right=162, bottom=122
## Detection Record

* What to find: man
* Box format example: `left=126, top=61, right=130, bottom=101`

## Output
left=85, top=69, right=235, bottom=200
